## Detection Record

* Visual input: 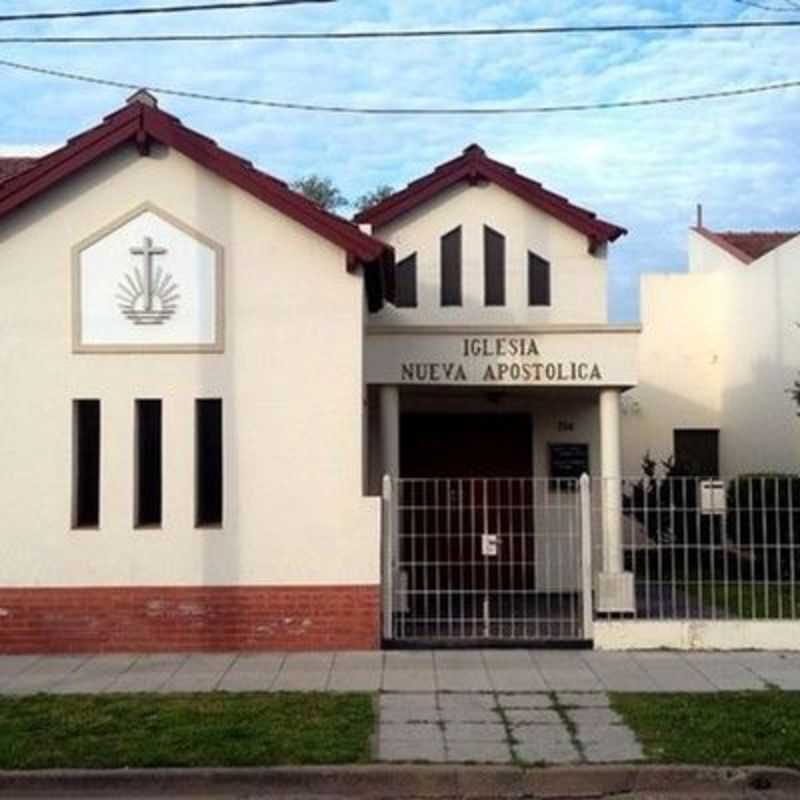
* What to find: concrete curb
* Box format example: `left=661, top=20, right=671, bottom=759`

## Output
left=1, top=765, right=800, bottom=797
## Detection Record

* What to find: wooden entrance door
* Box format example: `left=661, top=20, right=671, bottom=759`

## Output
left=397, top=414, right=535, bottom=634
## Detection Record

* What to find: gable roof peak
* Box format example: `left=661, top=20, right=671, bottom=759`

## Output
left=126, top=88, right=159, bottom=108
left=354, top=144, right=626, bottom=251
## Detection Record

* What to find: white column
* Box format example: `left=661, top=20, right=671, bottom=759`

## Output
left=379, top=385, right=402, bottom=630
left=600, top=388, right=623, bottom=573
left=597, top=388, right=635, bottom=613
left=379, top=385, right=400, bottom=480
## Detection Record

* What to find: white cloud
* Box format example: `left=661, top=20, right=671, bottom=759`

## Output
left=0, top=0, right=797, bottom=320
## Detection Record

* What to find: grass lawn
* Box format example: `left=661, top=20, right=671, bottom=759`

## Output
left=690, top=582, right=800, bottom=619
left=612, top=691, right=800, bottom=767
left=0, top=692, right=374, bottom=770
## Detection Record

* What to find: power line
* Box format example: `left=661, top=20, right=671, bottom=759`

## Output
left=733, top=0, right=800, bottom=10
left=1, top=57, right=798, bottom=115
left=3, top=18, right=800, bottom=42
left=0, top=0, right=332, bottom=24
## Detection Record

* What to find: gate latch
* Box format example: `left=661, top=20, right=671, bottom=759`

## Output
left=481, top=534, right=499, bottom=557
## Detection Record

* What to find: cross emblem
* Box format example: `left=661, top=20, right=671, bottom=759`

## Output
left=130, top=236, right=167, bottom=313
left=116, top=235, right=179, bottom=326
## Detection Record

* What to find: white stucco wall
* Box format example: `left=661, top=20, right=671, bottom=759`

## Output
left=0, top=142, right=380, bottom=587
left=624, top=229, right=800, bottom=477
left=368, top=181, right=609, bottom=327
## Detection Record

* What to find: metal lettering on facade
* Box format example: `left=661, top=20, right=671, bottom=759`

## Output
left=399, top=336, right=604, bottom=385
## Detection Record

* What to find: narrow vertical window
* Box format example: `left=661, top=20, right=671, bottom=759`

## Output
left=528, top=251, right=551, bottom=306
left=394, top=253, right=418, bottom=308
left=73, top=400, right=100, bottom=528
left=484, top=226, right=506, bottom=306
left=196, top=399, right=223, bottom=527
left=135, top=399, right=162, bottom=528
left=440, top=226, right=462, bottom=306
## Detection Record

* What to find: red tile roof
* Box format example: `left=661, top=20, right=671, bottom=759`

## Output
left=354, top=143, right=627, bottom=252
left=694, top=227, right=798, bottom=264
left=0, top=157, right=37, bottom=183
left=0, top=94, right=392, bottom=285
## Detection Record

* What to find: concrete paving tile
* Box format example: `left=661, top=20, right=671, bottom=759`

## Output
left=439, top=707, right=500, bottom=723
left=3, top=656, right=89, bottom=694
left=531, top=651, right=602, bottom=691
left=377, top=738, right=447, bottom=762
left=380, top=722, right=441, bottom=741
left=512, top=726, right=580, bottom=764
left=328, top=652, right=383, bottom=692
left=48, top=655, right=136, bottom=694
left=105, top=654, right=188, bottom=693
left=381, top=707, right=440, bottom=723
left=329, top=652, right=383, bottom=691
left=579, top=652, right=660, bottom=693
left=382, top=658, right=437, bottom=692
left=271, top=654, right=333, bottom=692
left=557, top=691, right=611, bottom=708
left=684, top=653, right=767, bottom=691
left=434, top=653, right=492, bottom=692
left=333, top=651, right=383, bottom=670
left=505, top=708, right=562, bottom=725
left=328, top=669, right=382, bottom=692
left=497, top=692, right=553, bottom=708
left=633, top=653, right=717, bottom=692
left=444, top=722, right=507, bottom=742
left=484, top=651, right=548, bottom=692
left=579, top=724, right=644, bottom=763
left=567, top=707, right=623, bottom=728
left=384, top=651, right=434, bottom=670
left=735, top=652, right=800, bottom=690
left=0, top=655, right=40, bottom=679
left=380, top=692, right=438, bottom=709
left=216, top=654, right=283, bottom=692
left=159, top=653, right=237, bottom=693
left=446, top=741, right=513, bottom=763
left=437, top=692, right=496, bottom=710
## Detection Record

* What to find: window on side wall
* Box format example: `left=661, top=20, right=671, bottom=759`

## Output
left=528, top=251, right=551, bottom=306
left=394, top=253, right=418, bottom=308
left=135, top=399, right=163, bottom=528
left=674, top=429, right=720, bottom=477
left=484, top=226, right=506, bottom=306
left=73, top=399, right=101, bottom=528
left=440, top=226, right=462, bottom=306
left=196, top=399, right=223, bottom=527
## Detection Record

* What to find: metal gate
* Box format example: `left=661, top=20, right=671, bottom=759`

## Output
left=382, top=475, right=593, bottom=645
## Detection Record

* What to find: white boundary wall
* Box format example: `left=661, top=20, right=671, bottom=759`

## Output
left=595, top=620, right=800, bottom=650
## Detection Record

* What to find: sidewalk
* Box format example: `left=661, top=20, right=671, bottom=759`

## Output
left=1, top=649, right=798, bottom=695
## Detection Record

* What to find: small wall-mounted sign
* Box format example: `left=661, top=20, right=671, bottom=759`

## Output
left=549, top=443, right=589, bottom=487
left=700, top=480, right=727, bottom=515
left=557, top=420, right=575, bottom=432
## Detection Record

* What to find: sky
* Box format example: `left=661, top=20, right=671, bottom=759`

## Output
left=1, top=0, right=798, bottom=320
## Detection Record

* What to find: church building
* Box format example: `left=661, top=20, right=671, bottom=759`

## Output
left=0, top=92, right=795, bottom=653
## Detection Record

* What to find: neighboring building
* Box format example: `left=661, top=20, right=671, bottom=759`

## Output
left=623, top=222, right=800, bottom=478
left=0, top=93, right=796, bottom=654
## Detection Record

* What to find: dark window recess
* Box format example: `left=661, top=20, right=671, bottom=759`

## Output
left=135, top=400, right=163, bottom=527
left=674, top=429, right=720, bottom=477
left=528, top=251, right=551, bottom=306
left=440, top=226, right=462, bottom=306
left=196, top=399, right=223, bottom=527
left=73, top=400, right=100, bottom=528
left=483, top=226, right=506, bottom=306
left=394, top=253, right=418, bottom=308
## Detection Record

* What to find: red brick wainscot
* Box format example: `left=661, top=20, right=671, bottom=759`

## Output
left=0, top=585, right=380, bottom=653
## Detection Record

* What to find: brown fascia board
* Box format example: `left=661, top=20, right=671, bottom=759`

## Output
left=0, top=101, right=391, bottom=273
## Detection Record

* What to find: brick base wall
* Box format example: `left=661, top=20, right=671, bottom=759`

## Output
left=0, top=585, right=381, bottom=653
